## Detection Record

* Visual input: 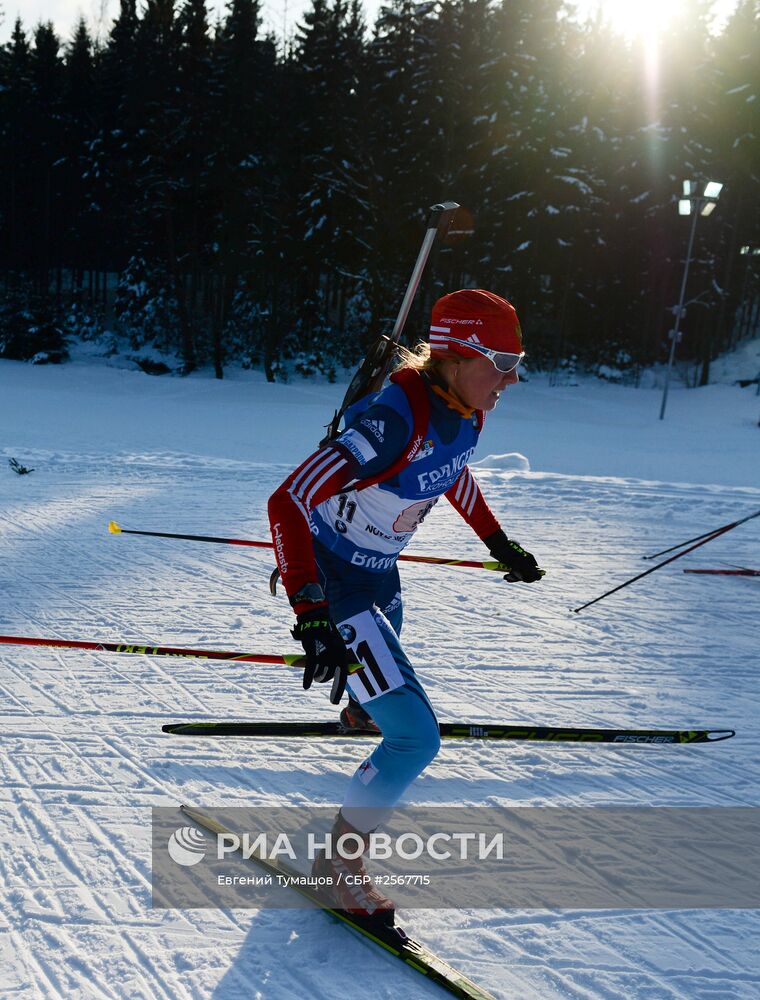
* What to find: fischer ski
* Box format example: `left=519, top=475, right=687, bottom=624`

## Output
left=164, top=721, right=735, bottom=744
left=180, top=804, right=496, bottom=1000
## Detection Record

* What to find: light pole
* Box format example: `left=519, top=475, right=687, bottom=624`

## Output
left=738, top=245, right=760, bottom=366
left=659, top=180, right=723, bottom=420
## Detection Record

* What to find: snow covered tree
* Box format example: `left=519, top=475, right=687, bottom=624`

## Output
left=294, top=0, right=371, bottom=349
left=707, top=0, right=760, bottom=365
left=59, top=19, right=98, bottom=297
left=210, top=0, right=284, bottom=375
left=0, top=0, right=753, bottom=377
left=360, top=0, right=441, bottom=343
left=0, top=20, right=34, bottom=275
left=25, top=22, right=65, bottom=295
left=476, top=0, right=590, bottom=346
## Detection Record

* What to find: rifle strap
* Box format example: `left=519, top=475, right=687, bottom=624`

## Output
left=352, top=368, right=431, bottom=492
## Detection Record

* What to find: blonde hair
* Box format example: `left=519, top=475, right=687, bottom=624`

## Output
left=393, top=341, right=451, bottom=377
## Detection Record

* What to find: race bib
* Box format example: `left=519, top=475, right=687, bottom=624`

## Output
left=338, top=610, right=406, bottom=704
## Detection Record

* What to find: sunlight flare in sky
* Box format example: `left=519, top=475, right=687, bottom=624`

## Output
left=0, top=0, right=740, bottom=48
left=584, top=0, right=693, bottom=40
left=575, top=0, right=736, bottom=42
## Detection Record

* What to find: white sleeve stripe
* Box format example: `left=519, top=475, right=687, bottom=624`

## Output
left=290, top=451, right=324, bottom=496
left=305, top=457, right=347, bottom=507
left=455, top=469, right=472, bottom=508
left=291, top=448, right=338, bottom=496
left=454, top=469, right=469, bottom=504
left=288, top=490, right=313, bottom=526
left=453, top=473, right=463, bottom=502
left=460, top=474, right=475, bottom=514
left=465, top=483, right=478, bottom=516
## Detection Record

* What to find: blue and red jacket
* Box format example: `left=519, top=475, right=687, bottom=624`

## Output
left=268, top=369, right=502, bottom=614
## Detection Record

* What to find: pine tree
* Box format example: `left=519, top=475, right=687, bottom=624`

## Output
left=364, top=0, right=436, bottom=342
left=294, top=0, right=371, bottom=359
left=569, top=20, right=653, bottom=369
left=479, top=1, right=582, bottom=339
left=132, top=0, right=197, bottom=369
left=176, top=0, right=219, bottom=370
left=61, top=19, right=97, bottom=296
left=0, top=20, right=34, bottom=274
left=90, top=0, right=141, bottom=276
left=29, top=21, right=65, bottom=295
left=709, top=0, right=760, bottom=360
left=214, top=0, right=287, bottom=374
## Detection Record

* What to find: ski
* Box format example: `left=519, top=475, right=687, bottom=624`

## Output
left=684, top=568, right=760, bottom=576
left=164, top=721, right=735, bottom=744
left=180, top=804, right=496, bottom=1000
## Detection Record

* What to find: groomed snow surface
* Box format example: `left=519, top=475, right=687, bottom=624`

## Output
left=1, top=349, right=759, bottom=999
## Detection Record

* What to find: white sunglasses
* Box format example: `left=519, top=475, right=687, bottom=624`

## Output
left=435, top=335, right=525, bottom=374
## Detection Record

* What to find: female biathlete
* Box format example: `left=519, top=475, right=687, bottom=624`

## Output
left=268, top=288, right=543, bottom=925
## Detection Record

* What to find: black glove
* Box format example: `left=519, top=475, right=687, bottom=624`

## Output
left=292, top=608, right=350, bottom=704
left=484, top=529, right=544, bottom=583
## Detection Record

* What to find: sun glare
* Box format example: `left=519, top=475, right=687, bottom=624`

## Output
left=583, top=0, right=690, bottom=41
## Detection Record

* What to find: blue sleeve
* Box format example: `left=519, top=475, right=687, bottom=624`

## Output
left=333, top=382, right=413, bottom=480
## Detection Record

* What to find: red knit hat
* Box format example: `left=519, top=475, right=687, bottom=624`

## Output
left=429, top=289, right=523, bottom=362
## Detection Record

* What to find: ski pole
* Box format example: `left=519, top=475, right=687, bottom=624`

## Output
left=108, top=521, right=273, bottom=549
left=108, top=521, right=506, bottom=571
left=573, top=520, right=743, bottom=614
left=0, top=633, right=305, bottom=666
left=642, top=508, right=760, bottom=560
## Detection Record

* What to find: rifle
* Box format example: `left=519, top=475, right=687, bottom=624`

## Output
left=320, top=200, right=461, bottom=445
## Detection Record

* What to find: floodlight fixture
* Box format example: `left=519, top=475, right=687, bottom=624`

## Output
left=660, top=177, right=723, bottom=420
left=703, top=181, right=723, bottom=199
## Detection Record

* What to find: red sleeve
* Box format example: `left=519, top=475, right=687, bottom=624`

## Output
left=268, top=445, right=357, bottom=614
left=445, top=465, right=500, bottom=540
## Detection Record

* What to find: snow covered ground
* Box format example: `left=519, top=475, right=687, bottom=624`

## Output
left=1, top=347, right=759, bottom=999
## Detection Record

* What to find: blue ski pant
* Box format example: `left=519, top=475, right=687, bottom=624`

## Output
left=315, top=543, right=441, bottom=832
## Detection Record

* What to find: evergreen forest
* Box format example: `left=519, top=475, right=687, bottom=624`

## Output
left=0, top=0, right=758, bottom=382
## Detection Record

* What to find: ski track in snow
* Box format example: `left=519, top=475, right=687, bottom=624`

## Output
left=2, top=443, right=760, bottom=997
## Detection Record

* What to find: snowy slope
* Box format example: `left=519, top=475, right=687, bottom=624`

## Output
left=1, top=353, right=759, bottom=999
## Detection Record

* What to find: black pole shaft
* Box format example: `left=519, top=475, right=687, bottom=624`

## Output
left=573, top=523, right=735, bottom=614
left=643, top=508, right=760, bottom=560
left=115, top=526, right=271, bottom=548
